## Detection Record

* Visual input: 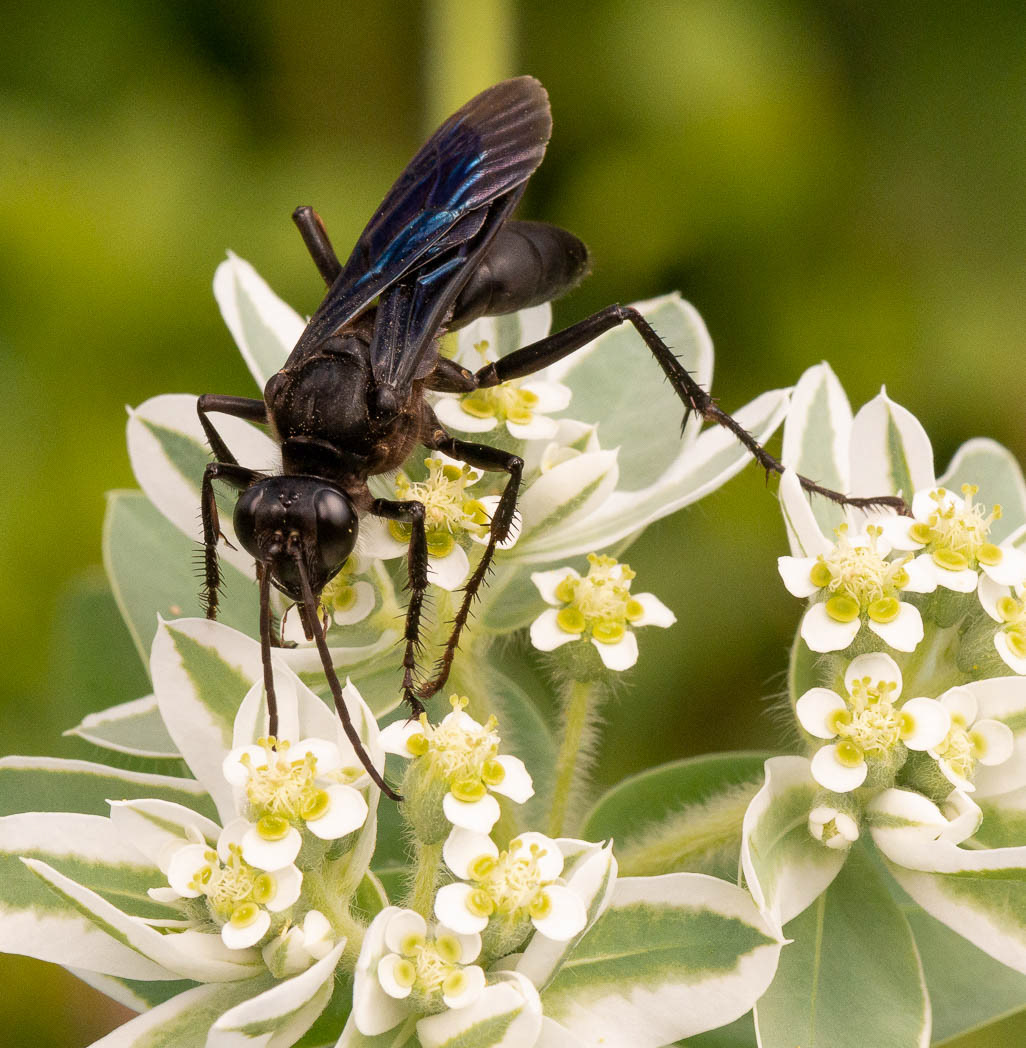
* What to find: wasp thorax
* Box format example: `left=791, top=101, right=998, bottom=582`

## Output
left=233, top=476, right=358, bottom=597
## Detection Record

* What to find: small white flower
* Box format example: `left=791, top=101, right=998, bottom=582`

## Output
left=379, top=696, right=533, bottom=834
left=435, top=828, right=588, bottom=942
left=808, top=805, right=859, bottom=850
left=796, top=651, right=950, bottom=792
left=929, top=685, right=1015, bottom=792
left=281, top=553, right=379, bottom=642
left=261, top=909, right=336, bottom=977
left=164, top=822, right=302, bottom=950
left=352, top=907, right=486, bottom=1036
left=779, top=521, right=932, bottom=654
left=222, top=735, right=370, bottom=869
left=979, top=574, right=1026, bottom=675
left=359, top=456, right=518, bottom=590
left=529, top=552, right=675, bottom=670
left=882, top=484, right=1026, bottom=594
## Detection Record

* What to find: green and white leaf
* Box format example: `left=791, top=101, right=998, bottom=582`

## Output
left=86, top=978, right=272, bottom=1048
left=415, top=971, right=542, bottom=1048
left=740, top=756, right=845, bottom=930
left=126, top=393, right=278, bottom=569
left=905, top=904, right=1026, bottom=1044
left=0, top=755, right=216, bottom=821
left=69, top=967, right=199, bottom=1013
left=754, top=847, right=929, bottom=1048
left=105, top=490, right=259, bottom=664
left=582, top=751, right=770, bottom=880
left=66, top=695, right=181, bottom=760
left=214, top=251, right=304, bottom=389
left=847, top=390, right=935, bottom=500
left=207, top=942, right=346, bottom=1048
left=871, top=788, right=1026, bottom=974
left=780, top=361, right=852, bottom=542
left=23, top=856, right=263, bottom=982
left=939, top=437, right=1026, bottom=542
left=0, top=812, right=177, bottom=979
left=109, top=798, right=221, bottom=871
left=538, top=872, right=782, bottom=1047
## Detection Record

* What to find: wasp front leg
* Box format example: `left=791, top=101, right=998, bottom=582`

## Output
left=370, top=498, right=429, bottom=715
left=417, top=434, right=523, bottom=700
left=200, top=461, right=260, bottom=618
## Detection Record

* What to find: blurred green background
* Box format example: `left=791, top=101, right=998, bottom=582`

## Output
left=4, top=1, right=1026, bottom=1044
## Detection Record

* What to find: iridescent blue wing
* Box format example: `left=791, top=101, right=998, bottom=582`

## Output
left=287, top=77, right=551, bottom=383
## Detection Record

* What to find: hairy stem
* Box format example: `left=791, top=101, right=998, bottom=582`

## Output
left=408, top=840, right=444, bottom=919
left=548, top=678, right=603, bottom=838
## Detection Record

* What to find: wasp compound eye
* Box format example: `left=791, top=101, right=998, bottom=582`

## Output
left=312, top=486, right=358, bottom=578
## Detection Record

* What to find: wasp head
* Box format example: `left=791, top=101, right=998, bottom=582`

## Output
left=233, top=476, right=358, bottom=601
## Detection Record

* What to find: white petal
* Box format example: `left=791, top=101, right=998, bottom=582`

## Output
left=377, top=953, right=414, bottom=999
left=292, top=738, right=343, bottom=775
left=166, top=844, right=213, bottom=898
left=529, top=608, right=580, bottom=652
left=978, top=573, right=1009, bottom=621
left=531, top=885, right=588, bottom=941
left=984, top=545, right=1026, bottom=586
left=898, top=697, right=951, bottom=751
left=383, top=910, right=427, bottom=956
left=795, top=688, right=847, bottom=739
left=217, top=817, right=249, bottom=863
left=912, top=489, right=943, bottom=519
left=934, top=564, right=980, bottom=593
left=810, top=744, right=868, bottom=793
left=443, top=792, right=501, bottom=833
left=995, top=631, right=1026, bottom=675
left=332, top=581, right=377, bottom=626
left=489, top=755, right=534, bottom=803
left=222, top=744, right=265, bottom=787
left=433, top=397, right=500, bottom=433
left=973, top=719, right=1016, bottom=766
left=221, top=909, right=271, bottom=950
left=305, top=784, right=369, bottom=839
left=507, top=415, right=559, bottom=441
left=427, top=543, right=471, bottom=591
left=630, top=592, right=677, bottom=628
left=800, top=603, right=861, bottom=653
left=844, top=651, right=903, bottom=696
left=443, top=827, right=498, bottom=880
left=867, top=602, right=924, bottom=652
left=512, top=832, right=564, bottom=881
left=265, top=865, right=303, bottom=912
left=357, top=515, right=407, bottom=560
left=531, top=567, right=579, bottom=605
left=777, top=556, right=820, bottom=598
left=436, top=925, right=483, bottom=964
left=941, top=686, right=979, bottom=727
left=877, top=513, right=922, bottom=550
left=434, top=883, right=489, bottom=934
left=901, top=554, right=939, bottom=594
left=592, top=631, right=639, bottom=671
left=301, top=910, right=334, bottom=958
left=378, top=718, right=424, bottom=757
left=868, top=788, right=947, bottom=841
left=522, top=379, right=572, bottom=414
left=442, top=964, right=486, bottom=1009
left=241, top=824, right=303, bottom=871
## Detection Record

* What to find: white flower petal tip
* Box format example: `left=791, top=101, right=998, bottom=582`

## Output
left=899, top=697, right=951, bottom=750
left=843, top=651, right=903, bottom=695
left=530, top=567, right=579, bottom=605
left=221, top=908, right=272, bottom=950
left=529, top=608, right=579, bottom=652
left=531, top=884, right=588, bottom=940
left=377, top=953, right=415, bottom=1000
left=166, top=843, right=213, bottom=898
left=443, top=792, right=502, bottom=833
left=800, top=603, right=861, bottom=653
left=304, top=784, right=369, bottom=839
left=593, top=630, right=639, bottom=671
left=777, top=556, right=819, bottom=598
left=795, top=688, right=847, bottom=740
left=383, top=910, right=428, bottom=954
left=435, top=883, right=489, bottom=934
left=489, top=755, right=534, bottom=803
left=443, top=828, right=499, bottom=880
left=973, top=718, right=1015, bottom=766
left=631, top=592, right=676, bottom=628
left=995, top=632, right=1026, bottom=675
left=379, top=718, right=425, bottom=757
left=810, top=744, right=868, bottom=792
left=442, top=963, right=486, bottom=1010
left=263, top=865, right=303, bottom=912
left=241, top=823, right=303, bottom=870
left=867, top=603, right=924, bottom=652
left=426, top=543, right=471, bottom=591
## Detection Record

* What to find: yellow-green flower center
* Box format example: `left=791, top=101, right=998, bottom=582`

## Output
left=933, top=722, right=977, bottom=784
left=389, top=930, right=471, bottom=1000
left=916, top=485, right=1002, bottom=572
left=238, top=736, right=349, bottom=827
left=191, top=843, right=275, bottom=922
left=410, top=695, right=505, bottom=800
left=810, top=525, right=911, bottom=620
left=389, top=458, right=487, bottom=553
left=830, top=676, right=907, bottom=757
left=555, top=553, right=640, bottom=644
left=997, top=595, right=1026, bottom=658
left=462, top=838, right=557, bottom=924
left=461, top=383, right=540, bottom=426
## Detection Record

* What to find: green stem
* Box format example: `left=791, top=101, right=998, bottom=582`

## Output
left=548, top=679, right=600, bottom=837
left=424, top=0, right=516, bottom=126
left=408, top=840, right=444, bottom=918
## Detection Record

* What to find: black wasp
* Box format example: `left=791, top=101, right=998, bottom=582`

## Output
left=197, top=77, right=898, bottom=798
